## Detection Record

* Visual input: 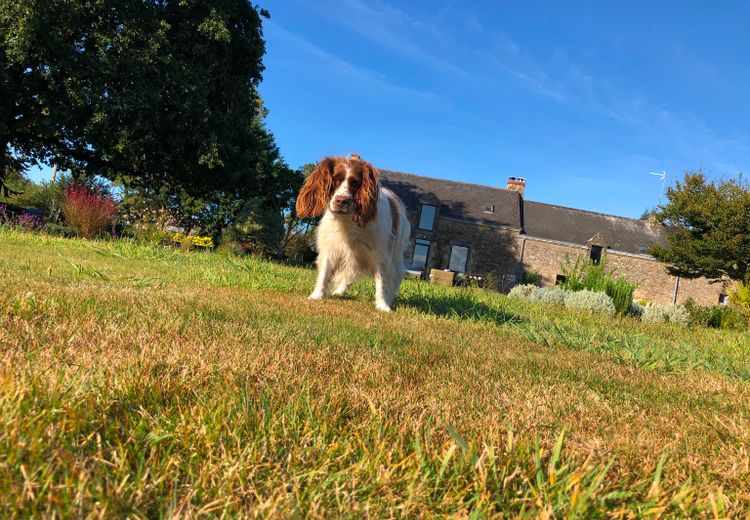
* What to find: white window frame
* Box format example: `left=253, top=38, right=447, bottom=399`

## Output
left=449, top=245, right=469, bottom=273
left=412, top=239, right=430, bottom=269
left=417, top=204, right=437, bottom=231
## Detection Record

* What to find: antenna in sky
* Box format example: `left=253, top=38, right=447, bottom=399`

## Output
left=649, top=170, right=667, bottom=205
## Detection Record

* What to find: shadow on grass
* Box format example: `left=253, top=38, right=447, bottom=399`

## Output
left=400, top=288, right=522, bottom=326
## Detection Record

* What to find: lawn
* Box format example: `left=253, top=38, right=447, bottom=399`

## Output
left=1, top=228, right=749, bottom=517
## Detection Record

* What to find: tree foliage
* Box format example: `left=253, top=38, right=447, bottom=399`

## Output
left=1, top=0, right=269, bottom=197
left=226, top=196, right=284, bottom=255
left=117, top=113, right=304, bottom=252
left=651, top=172, right=750, bottom=283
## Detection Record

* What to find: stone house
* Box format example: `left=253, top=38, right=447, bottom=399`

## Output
left=380, top=169, right=726, bottom=306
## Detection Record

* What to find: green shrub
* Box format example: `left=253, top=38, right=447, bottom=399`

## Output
left=729, top=282, right=750, bottom=329
left=283, top=230, right=316, bottom=262
left=6, top=178, right=64, bottom=221
left=43, top=223, right=75, bottom=238
left=563, top=289, right=616, bottom=315
left=605, top=278, right=637, bottom=316
left=642, top=304, right=690, bottom=327
left=720, top=309, right=748, bottom=331
left=124, top=223, right=171, bottom=246
left=521, top=270, right=542, bottom=286
left=482, top=271, right=497, bottom=291
left=558, top=254, right=636, bottom=315
left=558, top=254, right=588, bottom=291
left=628, top=301, right=645, bottom=317
left=226, top=197, right=284, bottom=256
left=682, top=298, right=706, bottom=324
left=528, top=287, right=567, bottom=306
left=682, top=298, right=745, bottom=330
left=508, top=284, right=538, bottom=300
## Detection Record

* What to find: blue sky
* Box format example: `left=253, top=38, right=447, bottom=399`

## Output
left=258, top=0, right=749, bottom=218
left=28, top=1, right=750, bottom=218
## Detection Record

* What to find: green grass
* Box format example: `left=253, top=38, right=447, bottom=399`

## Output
left=1, top=227, right=749, bottom=517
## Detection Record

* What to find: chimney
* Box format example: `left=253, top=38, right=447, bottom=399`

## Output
left=506, top=176, right=527, bottom=196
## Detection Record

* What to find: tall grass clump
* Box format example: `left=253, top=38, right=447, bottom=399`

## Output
left=61, top=184, right=117, bottom=239
left=563, top=289, right=616, bottom=315
left=642, top=303, right=690, bottom=327
left=558, top=254, right=636, bottom=315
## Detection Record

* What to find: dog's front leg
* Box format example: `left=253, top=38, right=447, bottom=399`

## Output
left=374, top=263, right=393, bottom=312
left=309, top=254, right=334, bottom=301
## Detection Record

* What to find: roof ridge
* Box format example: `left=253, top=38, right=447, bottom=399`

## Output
left=380, top=168, right=649, bottom=224
left=378, top=168, right=517, bottom=196
left=524, top=199, right=649, bottom=224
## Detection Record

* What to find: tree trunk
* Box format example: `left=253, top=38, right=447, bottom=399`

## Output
left=0, top=139, right=9, bottom=197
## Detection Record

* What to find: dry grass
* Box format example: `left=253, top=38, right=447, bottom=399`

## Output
left=1, top=228, right=749, bottom=517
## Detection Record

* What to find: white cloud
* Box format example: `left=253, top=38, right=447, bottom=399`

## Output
left=304, top=0, right=473, bottom=79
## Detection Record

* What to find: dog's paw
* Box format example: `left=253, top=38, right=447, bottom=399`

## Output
left=308, top=291, right=325, bottom=301
left=375, top=302, right=392, bottom=312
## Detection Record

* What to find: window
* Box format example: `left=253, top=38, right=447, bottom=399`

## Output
left=418, top=204, right=437, bottom=231
left=412, top=239, right=430, bottom=269
left=449, top=245, right=469, bottom=272
left=556, top=274, right=567, bottom=286
left=719, top=294, right=728, bottom=306
left=589, top=245, right=603, bottom=265
left=483, top=203, right=494, bottom=214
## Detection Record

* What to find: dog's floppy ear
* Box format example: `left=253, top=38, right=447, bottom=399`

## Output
left=353, top=160, right=379, bottom=227
left=296, top=157, right=334, bottom=218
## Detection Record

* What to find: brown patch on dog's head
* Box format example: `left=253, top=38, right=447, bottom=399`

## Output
left=296, top=156, right=379, bottom=227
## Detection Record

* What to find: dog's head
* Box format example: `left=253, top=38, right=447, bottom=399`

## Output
left=295, top=156, right=379, bottom=227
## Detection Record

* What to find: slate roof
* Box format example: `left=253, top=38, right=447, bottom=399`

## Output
left=379, top=169, right=523, bottom=230
left=522, top=201, right=666, bottom=254
left=378, top=169, right=666, bottom=255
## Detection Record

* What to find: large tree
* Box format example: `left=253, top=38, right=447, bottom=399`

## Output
left=650, top=172, right=750, bottom=283
left=1, top=0, right=269, bottom=196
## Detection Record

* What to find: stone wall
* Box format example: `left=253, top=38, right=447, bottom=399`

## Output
left=403, top=210, right=523, bottom=289
left=604, top=251, right=678, bottom=304
left=674, top=275, right=726, bottom=306
left=519, top=238, right=586, bottom=287
left=520, top=237, right=723, bottom=305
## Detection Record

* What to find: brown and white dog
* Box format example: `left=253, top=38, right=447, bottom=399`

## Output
left=296, top=155, right=410, bottom=311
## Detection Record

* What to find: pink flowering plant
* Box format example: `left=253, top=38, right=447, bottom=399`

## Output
left=0, top=204, right=43, bottom=230
left=15, top=212, right=43, bottom=230
left=60, top=185, right=118, bottom=239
